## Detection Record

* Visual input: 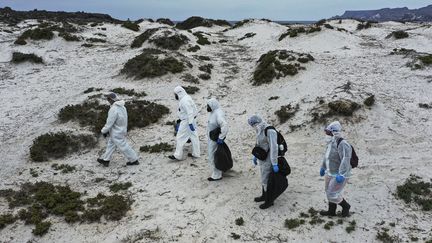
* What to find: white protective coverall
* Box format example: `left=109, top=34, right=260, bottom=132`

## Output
left=207, top=98, right=229, bottom=180
left=253, top=118, right=278, bottom=191
left=321, top=121, right=352, bottom=204
left=173, top=86, right=200, bottom=159
left=99, top=100, right=139, bottom=162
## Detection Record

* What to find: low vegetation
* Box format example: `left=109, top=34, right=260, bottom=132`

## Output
left=198, top=64, right=213, bottom=74
left=364, top=95, right=375, bottom=107
left=181, top=73, right=199, bottom=84
left=109, top=182, right=132, bottom=193
left=253, top=50, right=314, bottom=85
left=15, top=28, right=54, bottom=45
left=396, top=175, right=432, bottom=211
left=0, top=181, right=132, bottom=235
left=284, top=218, right=306, bottom=229
left=156, top=18, right=174, bottom=26
left=194, top=32, right=210, bottom=45
left=59, top=32, right=80, bottom=41
left=11, top=52, right=43, bottom=64
left=275, top=104, right=300, bottom=123
left=392, top=30, right=409, bottom=39
left=131, top=28, right=159, bottom=48
left=51, top=163, right=76, bottom=174
left=149, top=33, right=189, bottom=50
left=86, top=38, right=106, bottom=43
left=122, top=20, right=140, bottom=31
left=139, top=143, right=174, bottom=153
left=357, top=22, right=373, bottom=30
left=111, top=87, right=147, bottom=97
left=59, top=99, right=170, bottom=133
left=279, top=25, right=321, bottom=41
left=121, top=52, right=185, bottom=79
left=187, top=45, right=200, bottom=52
left=30, top=132, right=97, bottom=162
left=235, top=217, right=244, bottom=226
left=238, top=32, right=256, bottom=41
left=311, top=99, right=361, bottom=123
left=198, top=73, right=211, bottom=80
left=176, top=16, right=230, bottom=30
left=83, top=87, right=103, bottom=94
left=419, top=103, right=432, bottom=109
left=183, top=86, right=200, bottom=94
left=376, top=228, right=400, bottom=242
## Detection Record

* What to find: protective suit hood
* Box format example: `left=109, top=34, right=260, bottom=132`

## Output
left=326, top=121, right=342, bottom=137
left=174, top=86, right=187, bottom=100
left=113, top=100, right=125, bottom=107
left=207, top=98, right=220, bottom=111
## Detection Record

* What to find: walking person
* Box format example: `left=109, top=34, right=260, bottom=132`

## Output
left=169, top=86, right=200, bottom=160
left=248, top=115, right=279, bottom=209
left=319, top=121, right=352, bottom=217
left=97, top=92, right=139, bottom=167
left=206, top=98, right=228, bottom=181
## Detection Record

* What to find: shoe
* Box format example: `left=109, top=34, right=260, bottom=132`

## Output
left=259, top=202, right=274, bottom=209
left=207, top=177, right=222, bottom=181
left=126, top=160, right=139, bottom=166
left=320, top=202, right=337, bottom=217
left=188, top=153, right=199, bottom=158
left=168, top=155, right=179, bottom=160
left=97, top=158, right=109, bottom=167
left=339, top=199, right=351, bottom=217
left=254, top=187, right=266, bottom=202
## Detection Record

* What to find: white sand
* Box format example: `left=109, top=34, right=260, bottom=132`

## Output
left=0, top=19, right=432, bottom=242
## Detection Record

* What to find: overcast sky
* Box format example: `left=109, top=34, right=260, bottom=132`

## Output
left=1, top=0, right=431, bottom=21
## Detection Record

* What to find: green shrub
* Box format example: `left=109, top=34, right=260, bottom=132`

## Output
left=418, top=55, right=432, bottom=65
left=181, top=73, right=199, bottom=84
left=109, top=182, right=132, bottom=193
left=156, top=18, right=174, bottom=26
left=121, top=53, right=185, bottom=79
left=187, top=45, right=200, bottom=52
left=357, top=22, right=372, bottom=30
left=284, top=218, right=305, bottom=229
left=59, top=100, right=169, bottom=133
left=0, top=214, right=16, bottom=229
left=30, top=132, right=97, bottom=162
left=111, top=87, right=147, bottom=97
left=122, top=20, right=140, bottom=31
left=238, top=32, right=256, bottom=41
left=235, top=217, right=244, bottom=226
left=149, top=34, right=189, bottom=50
left=364, top=95, right=375, bottom=107
left=51, top=163, right=76, bottom=174
left=419, top=103, right=432, bottom=109
left=81, top=43, right=93, bottom=48
left=324, top=24, right=334, bottom=29
left=198, top=73, right=211, bottom=80
left=131, top=28, right=159, bottom=48
left=396, top=175, right=432, bottom=211
left=392, top=30, right=409, bottom=39
left=199, top=64, right=213, bottom=74
left=83, top=87, right=103, bottom=94
left=194, top=32, right=210, bottom=45
left=328, top=99, right=360, bottom=116
left=346, top=220, right=356, bottom=233
left=376, top=230, right=399, bottom=242
left=253, top=51, right=277, bottom=85
left=323, top=221, right=335, bottom=230
left=230, top=232, right=241, bottom=240
left=308, top=26, right=321, bottom=33
left=14, top=38, right=27, bottom=45
left=232, top=19, right=251, bottom=29
left=16, top=28, right=54, bottom=44
left=140, top=143, right=174, bottom=153
left=59, top=32, right=80, bottom=41
left=183, top=86, right=200, bottom=94
left=176, top=16, right=213, bottom=30
left=269, top=96, right=279, bottom=100
left=275, top=104, right=300, bottom=123
left=33, top=221, right=51, bottom=236
left=195, top=55, right=210, bottom=61
left=86, top=38, right=106, bottom=43
left=11, top=52, right=43, bottom=64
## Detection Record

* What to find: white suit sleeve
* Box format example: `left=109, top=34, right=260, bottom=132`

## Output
left=267, top=129, right=278, bottom=166
left=337, top=141, right=352, bottom=176
left=101, top=106, right=117, bottom=134
left=182, top=99, right=195, bottom=124
left=217, top=112, right=228, bottom=139
left=321, top=150, right=327, bottom=169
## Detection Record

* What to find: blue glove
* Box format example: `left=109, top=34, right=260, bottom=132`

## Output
left=175, top=124, right=179, bottom=132
left=320, top=167, right=326, bottom=177
left=336, top=174, right=345, bottom=183
left=273, top=164, right=279, bottom=173
left=189, top=124, right=195, bottom=131
left=252, top=157, right=257, bottom=166
left=217, top=138, right=224, bottom=145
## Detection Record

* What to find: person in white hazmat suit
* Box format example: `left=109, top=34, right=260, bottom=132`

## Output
left=248, top=115, right=279, bottom=209
left=319, top=121, right=352, bottom=217
left=169, top=86, right=200, bottom=160
left=97, top=92, right=139, bottom=167
left=206, top=98, right=228, bottom=181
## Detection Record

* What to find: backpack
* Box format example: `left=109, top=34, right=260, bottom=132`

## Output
left=336, top=138, right=359, bottom=168
left=264, top=126, right=288, bottom=157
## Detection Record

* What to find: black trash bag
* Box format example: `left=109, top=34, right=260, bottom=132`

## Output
left=209, top=127, right=221, bottom=142
left=266, top=171, right=288, bottom=202
left=214, top=142, right=233, bottom=172
left=252, top=146, right=268, bottom=160
left=278, top=157, right=291, bottom=176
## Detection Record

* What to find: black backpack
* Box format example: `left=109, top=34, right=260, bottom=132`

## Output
left=264, top=126, right=288, bottom=157
left=336, top=138, right=359, bottom=168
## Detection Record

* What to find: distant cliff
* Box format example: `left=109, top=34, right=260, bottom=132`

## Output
left=334, top=5, right=432, bottom=22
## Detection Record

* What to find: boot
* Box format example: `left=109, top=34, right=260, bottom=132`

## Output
left=97, top=158, right=109, bottom=167
left=320, top=202, right=337, bottom=216
left=259, top=201, right=274, bottom=209
left=339, top=199, right=351, bottom=217
left=254, top=187, right=265, bottom=202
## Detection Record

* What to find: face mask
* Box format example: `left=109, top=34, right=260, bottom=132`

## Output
left=207, top=105, right=212, bottom=112
left=175, top=94, right=179, bottom=100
